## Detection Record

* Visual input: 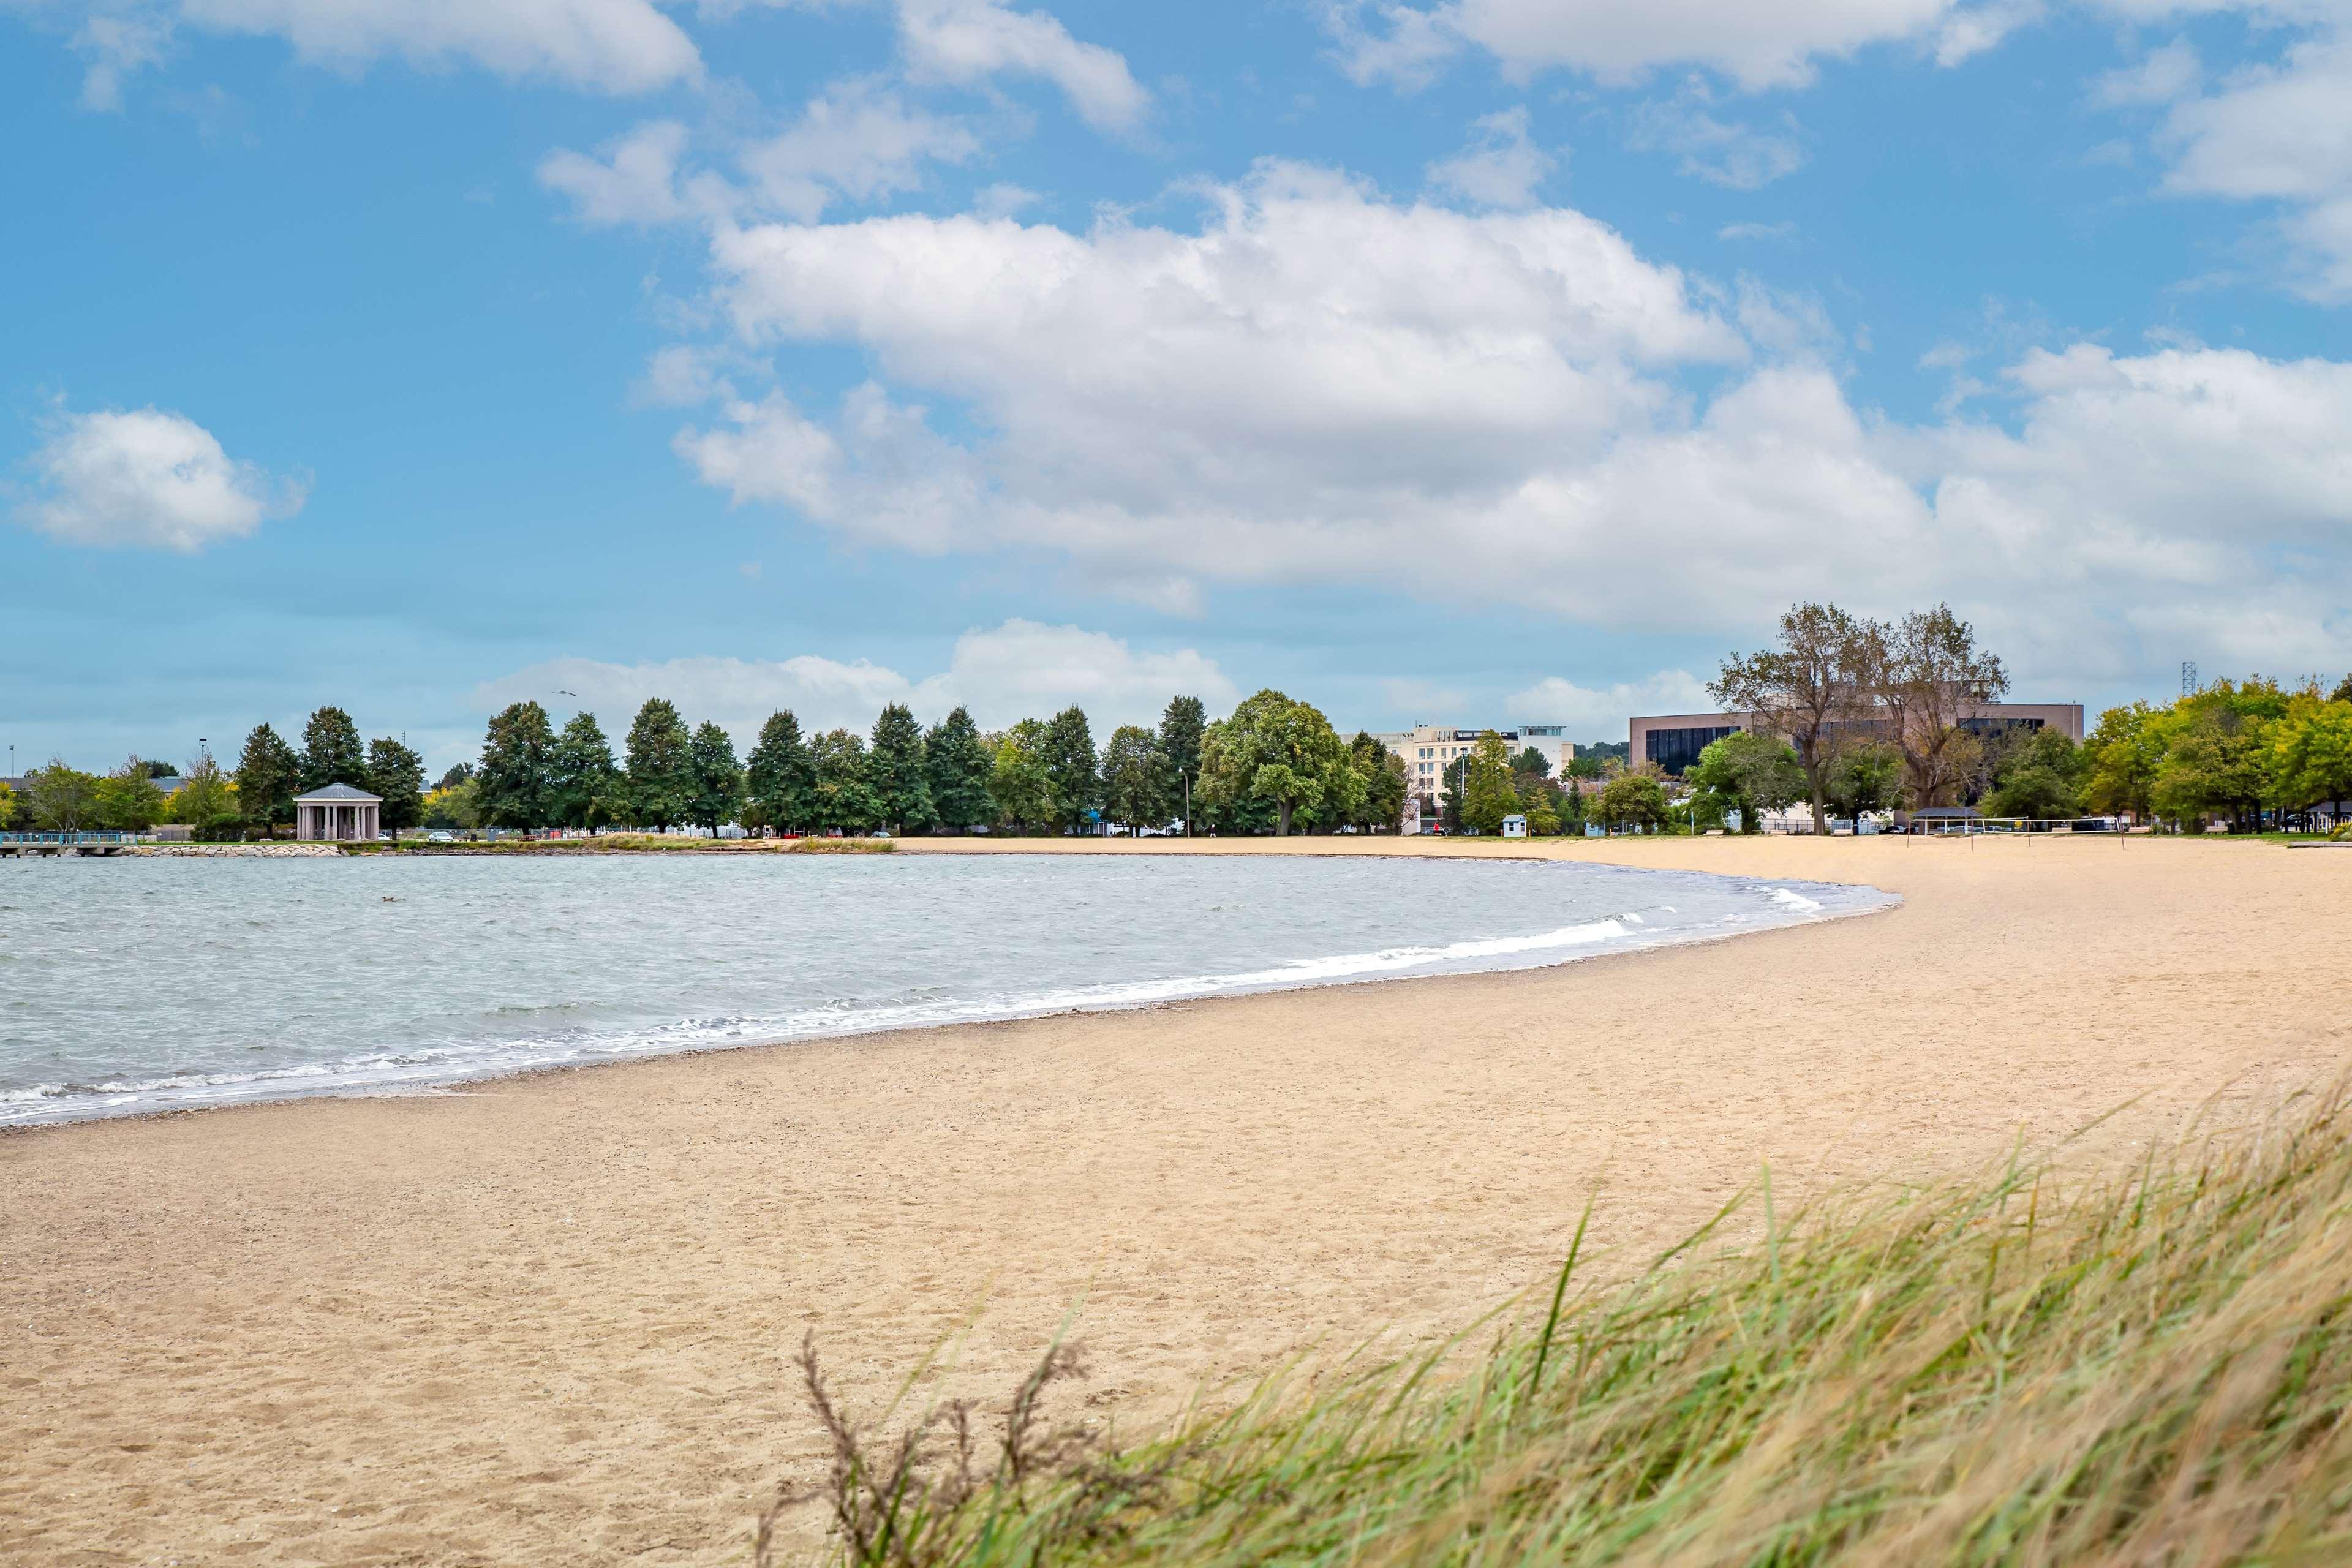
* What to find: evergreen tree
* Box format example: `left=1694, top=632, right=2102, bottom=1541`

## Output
left=477, top=700, right=557, bottom=828
left=365, top=737, right=426, bottom=835
left=987, top=721, right=1057, bottom=833
left=686, top=722, right=744, bottom=835
left=869, top=703, right=935, bottom=833
left=744, top=710, right=815, bottom=834
left=299, top=706, right=368, bottom=793
left=809, top=728, right=882, bottom=832
left=1156, top=695, right=1207, bottom=831
left=622, top=698, right=694, bottom=831
left=924, top=706, right=993, bottom=832
left=1099, top=725, right=1163, bottom=829
left=549, top=712, right=618, bottom=831
left=1041, top=705, right=1099, bottom=833
left=1349, top=731, right=1408, bottom=832
left=1440, top=757, right=1468, bottom=833
left=234, top=722, right=301, bottom=839
left=1564, top=775, right=1586, bottom=835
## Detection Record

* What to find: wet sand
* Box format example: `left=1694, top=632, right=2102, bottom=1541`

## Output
left=3, top=836, right=2346, bottom=1566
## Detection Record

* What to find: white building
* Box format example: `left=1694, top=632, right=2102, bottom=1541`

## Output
left=1374, top=724, right=1575, bottom=815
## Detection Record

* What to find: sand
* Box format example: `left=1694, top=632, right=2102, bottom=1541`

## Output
left=4, top=836, right=2347, bottom=1566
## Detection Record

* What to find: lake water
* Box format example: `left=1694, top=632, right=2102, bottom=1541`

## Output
left=0, top=853, right=1894, bottom=1126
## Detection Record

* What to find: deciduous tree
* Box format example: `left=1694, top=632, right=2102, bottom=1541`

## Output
left=1875, top=605, right=2008, bottom=808
left=809, top=728, right=881, bottom=832
left=2272, top=695, right=2352, bottom=820
left=1156, top=696, right=1207, bottom=832
left=1460, top=732, right=1519, bottom=835
left=1825, top=741, right=1904, bottom=828
left=96, top=756, right=167, bottom=831
left=21, top=759, right=100, bottom=831
left=687, top=722, right=744, bottom=835
left=1099, top=725, right=1163, bottom=830
left=166, top=753, right=242, bottom=841
left=1349, top=731, right=1408, bottom=833
left=1687, top=731, right=1806, bottom=834
left=1041, top=706, right=1099, bottom=834
left=478, top=701, right=557, bottom=829
left=1197, top=689, right=1362, bottom=837
left=1596, top=773, right=1669, bottom=834
left=987, top=720, right=1056, bottom=834
left=1712, top=601, right=1882, bottom=834
left=549, top=712, right=618, bottom=831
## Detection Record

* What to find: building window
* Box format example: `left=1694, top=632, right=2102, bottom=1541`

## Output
left=1644, top=725, right=1741, bottom=776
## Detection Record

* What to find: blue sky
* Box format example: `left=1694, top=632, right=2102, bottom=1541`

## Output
left=5, top=0, right=2349, bottom=775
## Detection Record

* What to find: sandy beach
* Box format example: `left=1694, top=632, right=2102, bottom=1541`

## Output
left=4, top=836, right=2347, bottom=1567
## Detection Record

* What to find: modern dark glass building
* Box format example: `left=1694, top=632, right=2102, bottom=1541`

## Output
left=1628, top=703, right=2084, bottom=777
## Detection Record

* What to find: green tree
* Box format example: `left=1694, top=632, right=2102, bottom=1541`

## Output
left=21, top=759, right=102, bottom=831
left=1198, top=689, right=1363, bottom=837
left=809, top=728, right=881, bottom=832
left=477, top=701, right=557, bottom=828
left=234, top=722, right=301, bottom=839
left=869, top=703, right=935, bottom=834
left=987, top=720, right=1057, bottom=833
left=2151, top=709, right=2272, bottom=832
left=1526, top=794, right=1561, bottom=835
left=1687, top=731, right=1807, bottom=834
left=1440, top=756, right=1468, bottom=833
left=366, top=737, right=427, bottom=835
left=1156, top=696, right=1208, bottom=832
left=0, top=780, right=15, bottom=829
left=2272, top=696, right=2352, bottom=821
left=1712, top=601, right=1882, bottom=834
left=1596, top=773, right=1670, bottom=834
left=549, top=712, right=619, bottom=831
left=165, top=753, right=242, bottom=841
left=924, top=707, right=994, bottom=832
left=1877, top=605, right=2010, bottom=807
left=1981, top=729, right=2084, bottom=821
left=1099, top=725, right=1163, bottom=829
left=1041, top=706, right=1099, bottom=833
left=434, top=762, right=475, bottom=792
left=95, top=756, right=167, bottom=831
left=2083, top=703, right=2162, bottom=821
left=2333, top=674, right=2352, bottom=705
left=299, top=706, right=369, bottom=793
left=745, top=710, right=815, bottom=834
left=1460, top=732, right=1519, bottom=835
left=1562, top=775, right=1587, bottom=835
left=621, top=698, right=694, bottom=831
left=1825, top=741, right=1904, bottom=829
left=422, top=780, right=483, bottom=830
left=1350, top=731, right=1408, bottom=833
left=686, top=722, right=744, bottom=835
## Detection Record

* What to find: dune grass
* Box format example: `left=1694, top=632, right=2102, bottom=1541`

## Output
left=775, top=1088, right=2352, bottom=1566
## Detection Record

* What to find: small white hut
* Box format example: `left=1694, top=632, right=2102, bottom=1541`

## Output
left=1501, top=813, right=1528, bottom=839
left=295, top=782, right=382, bottom=842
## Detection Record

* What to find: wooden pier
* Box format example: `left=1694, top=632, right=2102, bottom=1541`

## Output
left=0, top=832, right=138, bottom=858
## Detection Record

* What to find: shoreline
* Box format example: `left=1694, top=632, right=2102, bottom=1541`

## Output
left=3, top=848, right=1897, bottom=1130
left=4, top=837, right=2345, bottom=1567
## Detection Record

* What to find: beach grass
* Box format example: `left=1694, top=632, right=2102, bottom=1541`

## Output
left=778, top=1086, right=2352, bottom=1566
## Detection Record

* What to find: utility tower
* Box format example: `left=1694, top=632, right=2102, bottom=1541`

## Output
left=2180, top=661, right=2199, bottom=698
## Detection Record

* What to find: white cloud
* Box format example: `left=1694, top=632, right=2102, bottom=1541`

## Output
left=13, top=405, right=305, bottom=552
left=1624, top=83, right=1806, bottom=189
left=1425, top=106, right=1558, bottom=208
left=655, top=159, right=2352, bottom=680
left=69, top=0, right=701, bottom=104
left=538, top=119, right=701, bottom=226
left=1717, top=220, right=1798, bottom=242
left=738, top=80, right=981, bottom=221
left=894, top=0, right=1148, bottom=130
left=479, top=619, right=1238, bottom=739
left=1326, top=0, right=1971, bottom=92
left=2091, top=37, right=2200, bottom=107
left=1506, top=671, right=1713, bottom=732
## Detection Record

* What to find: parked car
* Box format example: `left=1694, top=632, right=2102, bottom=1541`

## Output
left=428, top=831, right=453, bottom=843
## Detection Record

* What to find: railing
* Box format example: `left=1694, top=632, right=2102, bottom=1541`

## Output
left=0, top=831, right=140, bottom=845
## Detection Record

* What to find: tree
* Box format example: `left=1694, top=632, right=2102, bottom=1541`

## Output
left=924, top=707, right=994, bottom=832
left=687, top=722, right=744, bottom=835
left=299, top=706, right=369, bottom=793
left=2272, top=695, right=2352, bottom=821
left=1440, top=756, right=1468, bottom=833
left=422, top=780, right=483, bottom=830
left=2083, top=703, right=2161, bottom=821
left=869, top=703, right=934, bottom=834
left=1099, top=725, right=1163, bottom=829
left=1981, top=729, right=2084, bottom=821
left=1156, top=696, right=1208, bottom=832
left=1197, top=689, right=1363, bottom=837
left=550, top=712, right=619, bottom=831
left=366, top=737, right=427, bottom=835
left=95, top=756, right=167, bottom=831
left=434, top=762, right=475, bottom=792
left=1712, top=601, right=1882, bottom=835
left=987, top=720, right=1057, bottom=833
left=1687, top=731, right=1806, bottom=834
left=21, top=759, right=101, bottom=831
left=1460, top=732, right=1518, bottom=835
left=745, top=710, right=815, bottom=834
left=165, top=753, right=241, bottom=841
left=143, top=759, right=179, bottom=780
left=1562, top=775, right=1587, bottom=836
left=0, top=780, right=15, bottom=829
left=2152, top=709, right=2272, bottom=832
left=1875, top=605, right=2009, bottom=808
left=621, top=698, right=694, bottom=831
left=1041, top=706, right=1099, bottom=834
left=1349, top=731, right=1408, bottom=833
left=809, top=728, right=881, bottom=832
left=1596, top=774, right=1669, bottom=833
left=477, top=701, right=557, bottom=829
left=1825, top=741, right=1904, bottom=828
left=1526, top=794, right=1561, bottom=836
left=235, top=722, right=301, bottom=839
left=2334, top=674, right=2352, bottom=705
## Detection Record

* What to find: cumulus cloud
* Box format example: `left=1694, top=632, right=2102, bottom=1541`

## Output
left=1425, top=106, right=1558, bottom=208
left=894, top=0, right=1149, bottom=130
left=478, top=619, right=1238, bottom=739
left=652, top=159, right=2352, bottom=680
left=1327, top=0, right=1974, bottom=92
left=13, top=405, right=305, bottom=552
left=1506, top=671, right=1714, bottom=733
left=538, top=120, right=704, bottom=226
left=58, top=0, right=701, bottom=104
left=738, top=80, right=981, bottom=221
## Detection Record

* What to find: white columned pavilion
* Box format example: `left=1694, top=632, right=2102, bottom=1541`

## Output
left=293, top=783, right=383, bottom=842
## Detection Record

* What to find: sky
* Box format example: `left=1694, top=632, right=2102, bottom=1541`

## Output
left=4, top=0, right=2350, bottom=775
